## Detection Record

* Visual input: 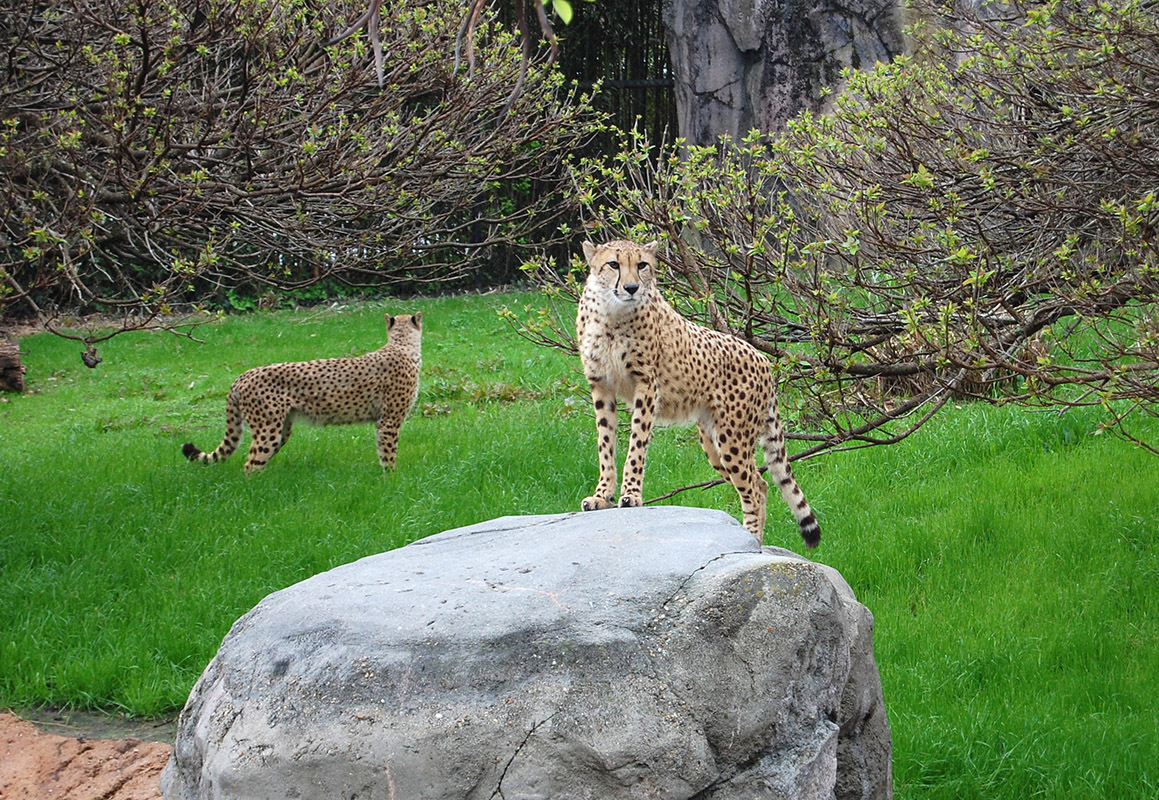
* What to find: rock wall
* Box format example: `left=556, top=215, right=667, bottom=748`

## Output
left=663, top=0, right=905, bottom=142
left=162, top=507, right=890, bottom=799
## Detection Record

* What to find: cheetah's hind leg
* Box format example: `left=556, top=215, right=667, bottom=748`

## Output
left=242, top=408, right=293, bottom=473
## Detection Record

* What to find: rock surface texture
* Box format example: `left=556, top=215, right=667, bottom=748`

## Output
left=161, top=507, right=890, bottom=799
left=663, top=0, right=905, bottom=142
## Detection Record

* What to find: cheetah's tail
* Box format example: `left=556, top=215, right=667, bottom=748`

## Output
left=182, top=389, right=244, bottom=466
left=763, top=406, right=821, bottom=548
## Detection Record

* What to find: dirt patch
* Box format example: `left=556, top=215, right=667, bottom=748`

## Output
left=0, top=317, right=44, bottom=343
left=0, top=711, right=173, bottom=800
left=0, top=310, right=202, bottom=344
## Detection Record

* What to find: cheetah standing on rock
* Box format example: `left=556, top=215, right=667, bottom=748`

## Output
left=182, top=313, right=422, bottom=473
left=576, top=240, right=820, bottom=547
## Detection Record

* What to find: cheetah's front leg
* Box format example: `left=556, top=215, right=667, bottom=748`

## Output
left=581, top=382, right=619, bottom=511
left=375, top=416, right=401, bottom=470
left=617, top=382, right=655, bottom=508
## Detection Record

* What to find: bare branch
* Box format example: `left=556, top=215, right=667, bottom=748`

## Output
left=2, top=0, right=598, bottom=356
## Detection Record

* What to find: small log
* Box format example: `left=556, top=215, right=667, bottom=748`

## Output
left=0, top=341, right=26, bottom=393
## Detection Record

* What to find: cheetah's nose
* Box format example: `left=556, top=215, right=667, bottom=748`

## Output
left=623, top=283, right=639, bottom=296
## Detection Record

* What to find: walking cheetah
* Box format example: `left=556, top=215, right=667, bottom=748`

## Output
left=576, top=240, right=820, bottom=547
left=182, top=313, right=423, bottom=473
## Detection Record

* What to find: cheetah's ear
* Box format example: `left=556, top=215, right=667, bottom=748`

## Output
left=582, top=240, right=597, bottom=262
left=386, top=314, right=396, bottom=329
left=643, top=240, right=660, bottom=255
left=411, top=312, right=423, bottom=329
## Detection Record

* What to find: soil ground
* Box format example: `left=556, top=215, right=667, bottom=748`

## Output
left=0, top=709, right=175, bottom=800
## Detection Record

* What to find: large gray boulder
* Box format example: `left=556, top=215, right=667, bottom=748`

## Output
left=161, top=507, right=890, bottom=799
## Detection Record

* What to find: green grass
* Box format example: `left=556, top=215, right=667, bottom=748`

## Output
left=1, top=293, right=1157, bottom=798
left=816, top=408, right=1159, bottom=798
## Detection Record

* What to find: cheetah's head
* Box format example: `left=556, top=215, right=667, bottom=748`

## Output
left=582, top=239, right=659, bottom=308
left=385, top=312, right=423, bottom=350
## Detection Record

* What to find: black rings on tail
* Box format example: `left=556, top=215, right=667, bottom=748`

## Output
left=799, top=513, right=821, bottom=549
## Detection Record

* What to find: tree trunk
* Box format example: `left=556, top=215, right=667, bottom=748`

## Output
left=0, top=341, right=26, bottom=393
left=662, top=0, right=904, bottom=144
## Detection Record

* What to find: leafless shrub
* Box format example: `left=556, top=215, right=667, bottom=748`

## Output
left=1, top=0, right=597, bottom=354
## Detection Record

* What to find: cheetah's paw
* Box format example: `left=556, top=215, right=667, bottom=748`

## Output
left=618, top=495, right=642, bottom=508
left=581, top=495, right=615, bottom=512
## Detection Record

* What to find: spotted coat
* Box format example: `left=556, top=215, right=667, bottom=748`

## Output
left=576, top=240, right=820, bottom=547
left=182, top=313, right=422, bottom=473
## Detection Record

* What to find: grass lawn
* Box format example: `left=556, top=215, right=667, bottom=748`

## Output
left=1, top=291, right=1156, bottom=798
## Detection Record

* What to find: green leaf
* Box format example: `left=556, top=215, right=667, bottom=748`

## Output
left=553, top=0, right=574, bottom=24
left=902, top=164, right=935, bottom=190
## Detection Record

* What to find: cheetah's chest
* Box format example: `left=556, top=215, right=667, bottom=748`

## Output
left=581, top=323, right=709, bottom=424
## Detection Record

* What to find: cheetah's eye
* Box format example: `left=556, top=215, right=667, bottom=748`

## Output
left=638, top=261, right=650, bottom=270
left=605, top=261, right=620, bottom=271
